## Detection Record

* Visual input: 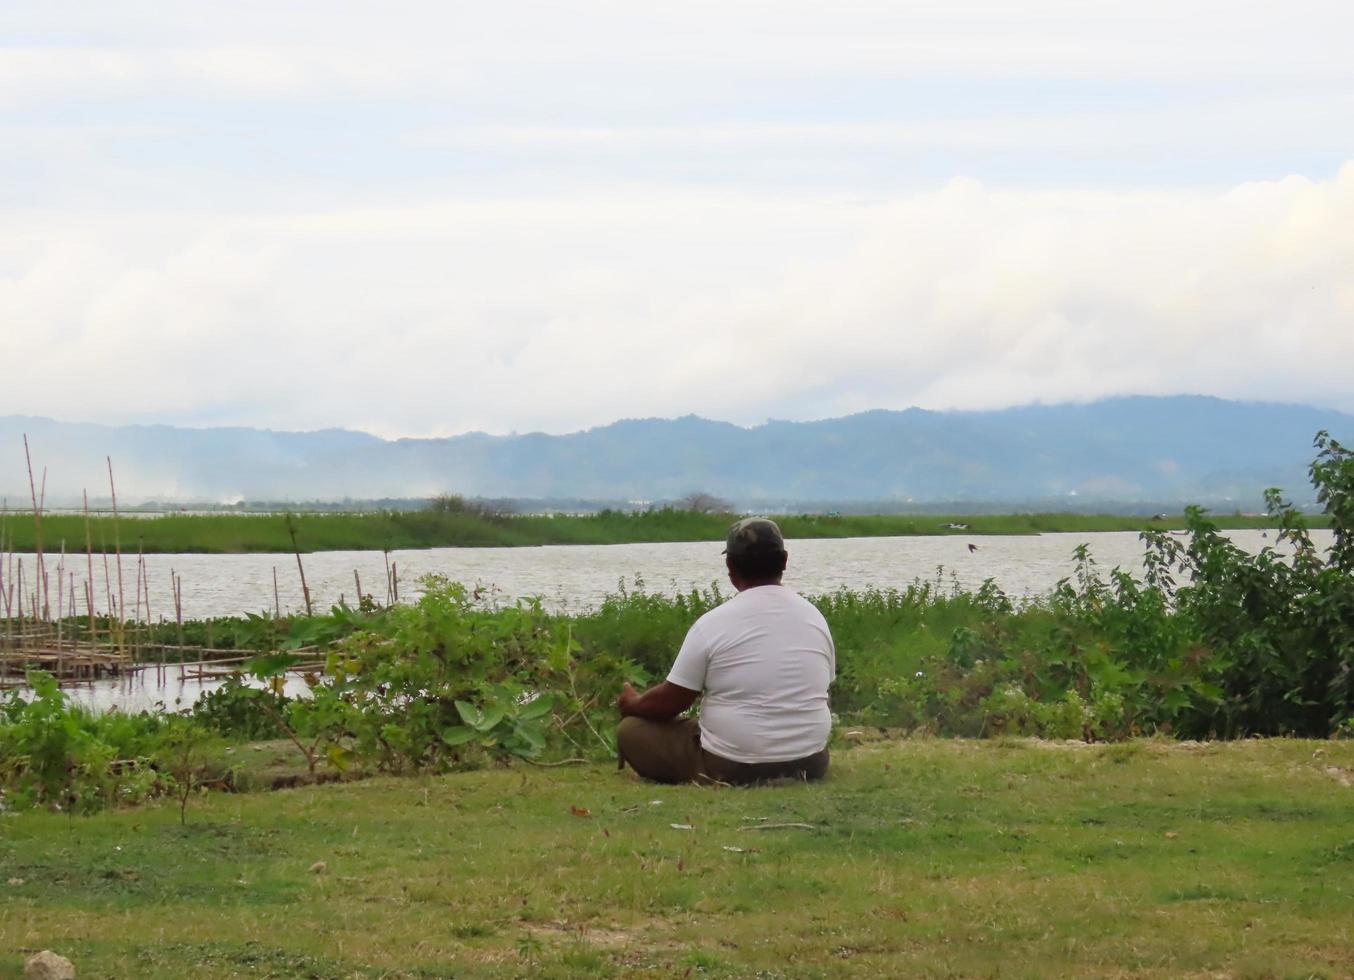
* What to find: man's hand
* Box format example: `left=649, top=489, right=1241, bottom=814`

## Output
left=617, top=681, right=640, bottom=717
left=616, top=679, right=699, bottom=721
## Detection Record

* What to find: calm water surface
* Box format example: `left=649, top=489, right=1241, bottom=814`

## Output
left=27, top=529, right=1332, bottom=713
left=104, top=529, right=1331, bottom=618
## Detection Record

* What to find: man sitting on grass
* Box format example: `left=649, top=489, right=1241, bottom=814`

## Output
left=616, top=517, right=836, bottom=785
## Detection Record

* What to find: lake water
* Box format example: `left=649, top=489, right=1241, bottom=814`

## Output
left=16, top=528, right=1332, bottom=714
left=83, top=528, right=1331, bottom=619
left=51, top=670, right=317, bottom=715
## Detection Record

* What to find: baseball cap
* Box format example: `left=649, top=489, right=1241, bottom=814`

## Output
left=722, top=517, right=786, bottom=557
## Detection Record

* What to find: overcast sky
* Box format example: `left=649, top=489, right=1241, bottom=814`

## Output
left=2, top=1, right=1352, bottom=438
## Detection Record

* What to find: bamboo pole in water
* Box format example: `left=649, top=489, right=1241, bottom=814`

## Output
left=133, top=544, right=146, bottom=664
left=15, top=559, right=25, bottom=654
left=83, top=491, right=97, bottom=646
left=141, top=546, right=152, bottom=628
left=107, top=457, right=126, bottom=642
left=286, top=515, right=313, bottom=616
left=0, top=507, right=9, bottom=664
left=0, top=500, right=8, bottom=631
left=55, top=541, right=65, bottom=676
left=84, top=580, right=94, bottom=662
left=67, top=571, right=76, bottom=652
left=101, top=548, right=112, bottom=620
left=272, top=565, right=282, bottom=653
left=23, top=435, right=46, bottom=623
left=55, top=543, right=64, bottom=624
left=173, top=572, right=185, bottom=680
left=143, top=555, right=154, bottom=672
left=133, top=547, right=143, bottom=626
left=0, top=512, right=8, bottom=678
left=38, top=468, right=48, bottom=620
left=383, top=549, right=393, bottom=606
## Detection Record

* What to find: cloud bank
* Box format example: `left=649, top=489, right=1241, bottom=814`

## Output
left=2, top=163, right=1352, bottom=436
left=1, top=1, right=1352, bottom=437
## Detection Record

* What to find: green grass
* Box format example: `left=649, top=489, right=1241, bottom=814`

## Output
left=0, top=508, right=1311, bottom=554
left=3, top=737, right=1352, bottom=978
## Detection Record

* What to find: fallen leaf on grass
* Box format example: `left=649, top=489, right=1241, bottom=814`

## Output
left=570, top=806, right=592, bottom=818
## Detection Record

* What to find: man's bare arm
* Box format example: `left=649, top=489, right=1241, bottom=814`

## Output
left=617, top=680, right=699, bottom=720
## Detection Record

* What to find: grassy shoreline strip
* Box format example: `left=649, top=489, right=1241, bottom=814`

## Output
left=2, top=738, right=1351, bottom=979
left=0, top=509, right=1316, bottom=554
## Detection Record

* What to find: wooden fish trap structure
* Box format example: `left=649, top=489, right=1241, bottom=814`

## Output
left=0, top=625, right=327, bottom=689
left=3, top=440, right=339, bottom=696
left=0, top=645, right=130, bottom=680
left=0, top=618, right=131, bottom=685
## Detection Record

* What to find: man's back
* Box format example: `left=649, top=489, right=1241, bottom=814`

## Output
left=668, top=584, right=835, bottom=764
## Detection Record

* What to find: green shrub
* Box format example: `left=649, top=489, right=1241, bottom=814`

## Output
left=306, top=577, right=645, bottom=773
left=192, top=676, right=291, bottom=740
left=0, top=673, right=165, bottom=812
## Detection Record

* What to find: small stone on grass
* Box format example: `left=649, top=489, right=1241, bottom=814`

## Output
left=25, top=950, right=75, bottom=979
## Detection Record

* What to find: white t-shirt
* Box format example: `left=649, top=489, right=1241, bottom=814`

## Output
left=667, top=584, right=835, bottom=764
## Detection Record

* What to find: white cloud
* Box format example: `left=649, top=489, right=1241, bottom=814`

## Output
left=1, top=0, right=1352, bottom=438
left=1, top=165, right=1351, bottom=436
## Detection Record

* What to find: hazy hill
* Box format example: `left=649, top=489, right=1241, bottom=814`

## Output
left=1, top=396, right=1348, bottom=509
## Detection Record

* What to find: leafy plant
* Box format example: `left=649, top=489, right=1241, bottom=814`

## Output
left=192, top=675, right=290, bottom=740
left=240, top=654, right=342, bottom=775
left=310, top=577, right=642, bottom=773
left=154, top=717, right=219, bottom=825
left=1134, top=431, right=1354, bottom=736
left=0, top=672, right=163, bottom=812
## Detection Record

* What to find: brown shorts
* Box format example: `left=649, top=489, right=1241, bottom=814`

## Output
left=616, top=716, right=829, bottom=786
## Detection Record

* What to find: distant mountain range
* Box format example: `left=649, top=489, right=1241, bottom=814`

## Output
left=1, top=396, right=1349, bottom=510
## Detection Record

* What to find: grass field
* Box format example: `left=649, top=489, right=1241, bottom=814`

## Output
left=3, top=736, right=1352, bottom=979
left=0, top=508, right=1308, bottom=554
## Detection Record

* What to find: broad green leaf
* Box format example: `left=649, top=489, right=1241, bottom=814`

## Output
left=476, top=704, right=506, bottom=732
left=246, top=653, right=302, bottom=680
left=441, top=726, right=478, bottom=746
left=518, top=694, right=555, bottom=720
